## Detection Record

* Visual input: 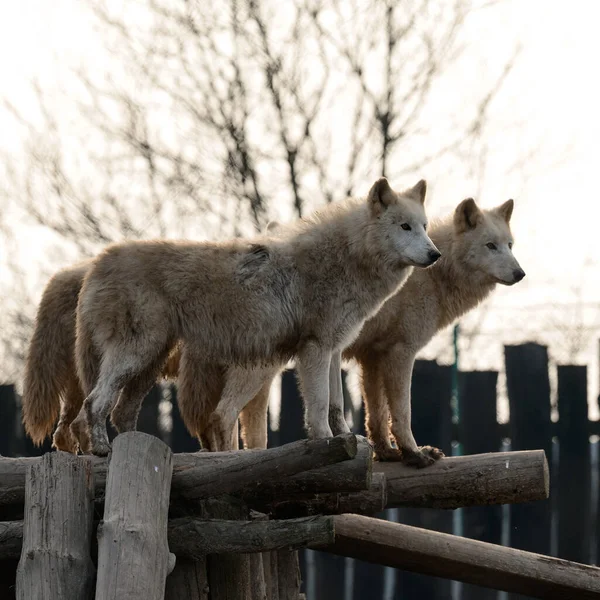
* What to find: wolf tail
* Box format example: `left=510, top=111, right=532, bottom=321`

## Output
left=22, top=263, right=89, bottom=446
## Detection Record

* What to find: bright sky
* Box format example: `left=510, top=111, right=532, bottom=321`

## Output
left=1, top=0, right=599, bottom=415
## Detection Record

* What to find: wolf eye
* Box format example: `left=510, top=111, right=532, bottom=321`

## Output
left=486, top=242, right=497, bottom=250
left=401, top=223, right=411, bottom=231
left=508, top=242, right=513, bottom=249
left=423, top=223, right=428, bottom=231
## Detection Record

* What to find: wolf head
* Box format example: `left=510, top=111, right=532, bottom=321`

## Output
left=366, top=177, right=441, bottom=268
left=453, top=197, right=525, bottom=285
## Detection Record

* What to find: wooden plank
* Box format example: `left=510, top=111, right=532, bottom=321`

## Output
left=505, top=343, right=553, bottom=600
left=325, top=514, right=600, bottom=600
left=15, top=452, right=95, bottom=600
left=557, top=365, right=591, bottom=564
left=95, top=432, right=173, bottom=600
left=396, top=360, right=453, bottom=598
left=459, top=369, right=502, bottom=600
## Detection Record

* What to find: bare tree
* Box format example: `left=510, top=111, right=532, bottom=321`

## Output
left=0, top=0, right=522, bottom=379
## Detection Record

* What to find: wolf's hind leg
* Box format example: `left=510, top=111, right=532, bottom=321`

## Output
left=53, top=376, right=85, bottom=453
left=110, top=350, right=170, bottom=433
left=208, top=365, right=276, bottom=451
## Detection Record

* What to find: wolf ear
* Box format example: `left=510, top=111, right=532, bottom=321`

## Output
left=368, top=177, right=396, bottom=216
left=495, top=199, right=514, bottom=223
left=266, top=220, right=281, bottom=232
left=408, top=179, right=427, bottom=205
left=454, top=198, right=482, bottom=232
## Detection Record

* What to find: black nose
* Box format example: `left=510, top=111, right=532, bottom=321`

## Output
left=513, top=268, right=525, bottom=282
left=428, top=249, right=441, bottom=263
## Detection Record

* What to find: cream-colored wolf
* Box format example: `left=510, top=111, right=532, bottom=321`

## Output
left=73, top=178, right=439, bottom=455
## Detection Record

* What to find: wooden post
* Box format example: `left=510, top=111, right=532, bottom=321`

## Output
left=95, top=432, right=173, bottom=600
left=326, top=514, right=600, bottom=600
left=16, top=451, right=95, bottom=600
left=459, top=369, right=501, bottom=600
left=557, top=365, right=591, bottom=564
left=396, top=360, right=453, bottom=599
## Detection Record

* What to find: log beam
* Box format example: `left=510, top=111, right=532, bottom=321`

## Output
left=323, top=514, right=600, bottom=600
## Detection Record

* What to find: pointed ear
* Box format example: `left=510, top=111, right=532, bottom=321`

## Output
left=368, top=178, right=396, bottom=216
left=454, top=198, right=483, bottom=233
left=495, top=199, right=514, bottom=223
left=408, top=179, right=427, bottom=205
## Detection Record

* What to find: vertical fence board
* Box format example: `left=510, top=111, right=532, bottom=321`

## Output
left=505, top=343, right=552, bottom=600
left=459, top=370, right=501, bottom=600
left=557, top=365, right=590, bottom=564
left=0, top=385, right=18, bottom=457
left=395, top=360, right=453, bottom=599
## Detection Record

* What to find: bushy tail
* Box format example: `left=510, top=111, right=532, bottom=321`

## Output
left=22, top=263, right=89, bottom=446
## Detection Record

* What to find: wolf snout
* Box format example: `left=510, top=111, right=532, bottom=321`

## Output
left=513, top=268, right=525, bottom=283
left=428, top=249, right=442, bottom=264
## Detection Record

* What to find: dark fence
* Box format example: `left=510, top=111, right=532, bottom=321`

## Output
left=0, top=341, right=599, bottom=599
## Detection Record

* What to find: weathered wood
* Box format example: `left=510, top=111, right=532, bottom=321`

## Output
left=324, top=514, right=600, bottom=600
left=173, top=433, right=358, bottom=501
left=263, top=472, right=386, bottom=518
left=165, top=558, right=209, bottom=600
left=16, top=451, right=95, bottom=600
left=378, top=449, right=549, bottom=509
left=243, top=436, right=372, bottom=500
left=168, top=516, right=334, bottom=557
left=95, top=432, right=173, bottom=600
left=0, top=520, right=23, bottom=561
left=277, top=550, right=302, bottom=600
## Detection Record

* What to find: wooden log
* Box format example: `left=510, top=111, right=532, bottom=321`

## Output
left=323, top=514, right=600, bottom=600
left=15, top=451, right=95, bottom=600
left=262, top=472, right=386, bottom=518
left=168, top=516, right=334, bottom=557
left=0, top=515, right=334, bottom=560
left=243, top=436, right=372, bottom=503
left=95, top=432, right=173, bottom=600
left=173, top=433, right=358, bottom=501
left=0, top=520, right=23, bottom=561
left=378, top=449, right=549, bottom=509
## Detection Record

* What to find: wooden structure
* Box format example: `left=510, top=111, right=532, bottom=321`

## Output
left=0, top=430, right=598, bottom=599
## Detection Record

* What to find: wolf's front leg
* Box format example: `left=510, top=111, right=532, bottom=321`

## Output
left=384, top=348, right=444, bottom=468
left=296, top=342, right=334, bottom=439
left=328, top=350, right=351, bottom=435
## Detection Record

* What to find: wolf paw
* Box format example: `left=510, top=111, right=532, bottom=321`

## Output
left=90, top=437, right=112, bottom=457
left=401, top=445, right=445, bottom=468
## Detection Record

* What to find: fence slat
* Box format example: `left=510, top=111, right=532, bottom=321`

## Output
left=505, top=343, right=553, bottom=600
left=396, top=360, right=453, bottom=598
left=459, top=370, right=501, bottom=600
left=557, top=365, right=591, bottom=564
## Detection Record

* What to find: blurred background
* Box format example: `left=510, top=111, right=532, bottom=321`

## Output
left=0, top=1, right=598, bottom=598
